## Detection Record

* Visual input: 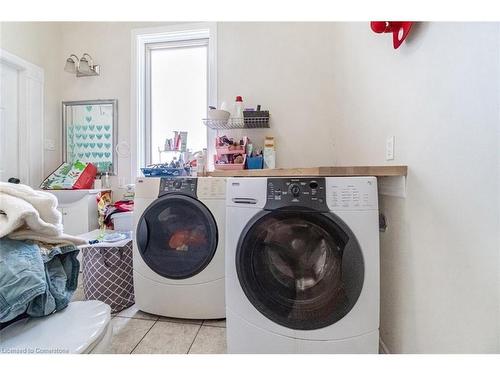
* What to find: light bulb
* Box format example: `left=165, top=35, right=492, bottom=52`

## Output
left=64, top=58, right=76, bottom=73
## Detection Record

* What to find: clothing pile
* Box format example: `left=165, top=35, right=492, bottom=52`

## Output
left=104, top=200, right=134, bottom=228
left=0, top=182, right=86, bottom=327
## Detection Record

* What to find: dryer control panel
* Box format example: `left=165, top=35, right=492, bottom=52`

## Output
left=264, top=178, right=328, bottom=211
left=159, top=177, right=197, bottom=198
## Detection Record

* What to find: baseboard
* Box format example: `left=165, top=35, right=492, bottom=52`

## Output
left=379, top=337, right=391, bottom=354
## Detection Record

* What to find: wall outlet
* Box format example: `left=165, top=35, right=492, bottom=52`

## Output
left=386, top=136, right=395, bottom=161
left=44, top=139, right=56, bottom=151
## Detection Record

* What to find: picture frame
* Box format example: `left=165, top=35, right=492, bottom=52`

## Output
left=62, top=99, right=118, bottom=175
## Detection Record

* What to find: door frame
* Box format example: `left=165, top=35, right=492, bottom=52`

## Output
left=0, top=48, right=44, bottom=186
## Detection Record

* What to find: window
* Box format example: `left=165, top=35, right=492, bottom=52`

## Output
left=132, top=24, right=217, bottom=175
left=147, top=40, right=208, bottom=164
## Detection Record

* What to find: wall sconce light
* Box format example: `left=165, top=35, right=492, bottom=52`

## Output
left=64, top=53, right=100, bottom=77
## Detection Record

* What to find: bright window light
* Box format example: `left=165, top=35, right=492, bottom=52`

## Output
left=150, top=44, right=208, bottom=164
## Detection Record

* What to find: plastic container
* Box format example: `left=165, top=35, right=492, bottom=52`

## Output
left=263, top=136, right=276, bottom=169
left=215, top=136, right=248, bottom=157
left=102, top=172, right=111, bottom=189
left=112, top=211, right=134, bottom=232
left=233, top=96, right=244, bottom=118
left=214, top=154, right=247, bottom=170
left=243, top=110, right=270, bottom=128
left=208, top=109, right=230, bottom=121
left=246, top=155, right=264, bottom=170
left=196, top=149, right=207, bottom=176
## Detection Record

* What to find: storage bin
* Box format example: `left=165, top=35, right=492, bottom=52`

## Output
left=243, top=110, right=270, bottom=128
left=215, top=136, right=248, bottom=157
left=214, top=154, right=247, bottom=170
left=81, top=239, right=134, bottom=313
left=246, top=155, right=263, bottom=169
left=112, top=211, right=134, bottom=232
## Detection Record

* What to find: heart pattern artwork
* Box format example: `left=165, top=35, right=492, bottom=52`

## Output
left=68, top=104, right=113, bottom=173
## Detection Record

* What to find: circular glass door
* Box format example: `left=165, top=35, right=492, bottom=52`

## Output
left=136, top=195, right=218, bottom=279
left=236, top=210, right=364, bottom=330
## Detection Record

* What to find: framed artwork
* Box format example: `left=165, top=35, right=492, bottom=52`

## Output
left=62, top=99, right=118, bottom=175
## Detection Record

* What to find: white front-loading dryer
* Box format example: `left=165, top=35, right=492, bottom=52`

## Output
left=133, top=177, right=225, bottom=319
left=225, top=177, right=380, bottom=353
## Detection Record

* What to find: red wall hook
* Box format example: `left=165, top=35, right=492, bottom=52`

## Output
left=371, top=21, right=414, bottom=49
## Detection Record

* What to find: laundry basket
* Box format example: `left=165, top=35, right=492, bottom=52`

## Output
left=81, top=239, right=135, bottom=313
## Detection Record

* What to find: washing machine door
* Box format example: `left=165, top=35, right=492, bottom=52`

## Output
left=136, top=194, right=218, bottom=279
left=236, top=209, right=364, bottom=330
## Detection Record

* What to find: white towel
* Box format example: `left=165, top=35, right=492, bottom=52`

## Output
left=0, top=182, right=86, bottom=245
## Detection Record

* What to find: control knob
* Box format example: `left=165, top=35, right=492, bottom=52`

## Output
left=289, top=183, right=301, bottom=197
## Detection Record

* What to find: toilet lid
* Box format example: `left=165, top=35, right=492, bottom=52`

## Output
left=0, top=301, right=111, bottom=354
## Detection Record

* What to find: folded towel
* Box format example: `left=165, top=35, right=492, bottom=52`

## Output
left=0, top=182, right=86, bottom=245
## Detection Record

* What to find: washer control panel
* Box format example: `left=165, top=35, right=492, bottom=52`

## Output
left=264, top=178, right=328, bottom=211
left=327, top=177, right=378, bottom=210
left=159, top=177, right=197, bottom=197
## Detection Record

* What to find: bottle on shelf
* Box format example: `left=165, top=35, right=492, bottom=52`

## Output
left=233, top=96, right=244, bottom=119
left=197, top=148, right=207, bottom=176
left=263, top=136, right=276, bottom=169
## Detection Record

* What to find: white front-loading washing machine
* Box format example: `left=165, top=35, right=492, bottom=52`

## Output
left=225, top=177, right=380, bottom=353
left=133, top=177, right=225, bottom=319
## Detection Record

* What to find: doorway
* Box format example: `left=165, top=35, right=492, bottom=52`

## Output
left=0, top=49, right=44, bottom=187
left=0, top=62, right=19, bottom=182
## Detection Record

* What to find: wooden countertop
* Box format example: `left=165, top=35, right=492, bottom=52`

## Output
left=207, top=165, right=407, bottom=177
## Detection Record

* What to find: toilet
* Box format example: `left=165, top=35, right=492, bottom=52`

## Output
left=0, top=301, right=112, bottom=354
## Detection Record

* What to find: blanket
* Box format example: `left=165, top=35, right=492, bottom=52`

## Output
left=0, top=182, right=86, bottom=245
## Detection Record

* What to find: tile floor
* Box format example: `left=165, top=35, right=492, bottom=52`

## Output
left=72, top=274, right=227, bottom=354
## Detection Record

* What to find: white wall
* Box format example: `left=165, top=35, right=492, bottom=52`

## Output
left=0, top=22, right=62, bottom=176
left=328, top=22, right=500, bottom=353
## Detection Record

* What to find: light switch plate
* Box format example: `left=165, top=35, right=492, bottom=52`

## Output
left=386, top=136, right=395, bottom=160
left=44, top=139, right=56, bottom=151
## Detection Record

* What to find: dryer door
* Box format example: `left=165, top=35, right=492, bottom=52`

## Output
left=136, top=194, right=218, bottom=279
left=236, top=210, right=364, bottom=330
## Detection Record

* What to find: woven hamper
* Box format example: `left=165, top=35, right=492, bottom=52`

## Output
left=81, top=240, right=135, bottom=313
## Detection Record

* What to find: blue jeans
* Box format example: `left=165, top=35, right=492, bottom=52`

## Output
left=0, top=238, right=80, bottom=323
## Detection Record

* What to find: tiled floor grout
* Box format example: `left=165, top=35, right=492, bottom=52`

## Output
left=115, top=316, right=159, bottom=322
left=129, top=319, right=159, bottom=354
left=186, top=324, right=203, bottom=354
left=201, top=325, right=226, bottom=330
left=158, top=319, right=203, bottom=326
left=202, top=321, right=226, bottom=328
